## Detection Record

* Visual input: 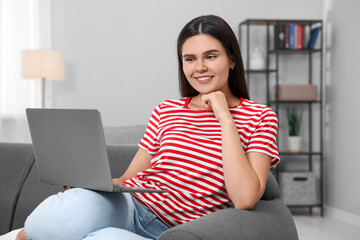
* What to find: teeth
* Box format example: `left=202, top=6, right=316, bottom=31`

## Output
left=197, top=76, right=211, bottom=81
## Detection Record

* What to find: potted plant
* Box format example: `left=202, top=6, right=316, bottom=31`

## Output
left=287, top=108, right=302, bottom=153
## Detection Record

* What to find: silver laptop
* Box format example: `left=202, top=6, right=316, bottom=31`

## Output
left=26, top=108, right=167, bottom=193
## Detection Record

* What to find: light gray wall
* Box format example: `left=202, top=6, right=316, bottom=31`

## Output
left=323, top=0, right=360, bottom=216
left=50, top=0, right=323, bottom=127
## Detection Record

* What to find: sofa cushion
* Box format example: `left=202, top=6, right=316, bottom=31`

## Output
left=106, top=144, right=138, bottom=178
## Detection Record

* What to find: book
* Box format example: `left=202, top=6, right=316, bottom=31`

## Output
left=302, top=25, right=309, bottom=49
left=297, top=25, right=303, bottom=49
left=285, top=24, right=290, bottom=49
left=279, top=24, right=285, bottom=49
left=307, top=26, right=321, bottom=49
left=289, top=23, right=295, bottom=49
left=274, top=23, right=279, bottom=49
left=294, top=25, right=298, bottom=49
left=275, top=23, right=285, bottom=49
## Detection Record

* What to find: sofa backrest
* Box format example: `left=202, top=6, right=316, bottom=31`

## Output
left=0, top=143, right=41, bottom=234
left=104, top=125, right=146, bottom=144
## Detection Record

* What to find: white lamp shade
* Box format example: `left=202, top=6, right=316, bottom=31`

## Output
left=22, top=50, right=65, bottom=80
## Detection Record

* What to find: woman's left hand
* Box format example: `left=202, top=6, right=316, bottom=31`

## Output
left=201, top=91, right=232, bottom=123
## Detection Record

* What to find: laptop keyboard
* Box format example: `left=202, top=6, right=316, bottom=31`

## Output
left=113, top=184, right=123, bottom=191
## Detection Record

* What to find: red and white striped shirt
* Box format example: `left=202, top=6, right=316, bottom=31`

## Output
left=122, top=97, right=279, bottom=227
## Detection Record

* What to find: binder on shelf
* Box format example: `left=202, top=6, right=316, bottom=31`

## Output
left=275, top=23, right=285, bottom=49
left=307, top=25, right=321, bottom=49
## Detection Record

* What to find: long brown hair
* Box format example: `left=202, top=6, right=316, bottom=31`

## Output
left=177, top=15, right=249, bottom=99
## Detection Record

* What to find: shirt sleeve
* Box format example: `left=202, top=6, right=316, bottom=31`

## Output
left=246, top=107, right=280, bottom=166
left=138, top=104, right=161, bottom=155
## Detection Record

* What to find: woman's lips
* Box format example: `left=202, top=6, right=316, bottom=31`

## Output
left=195, top=76, right=213, bottom=83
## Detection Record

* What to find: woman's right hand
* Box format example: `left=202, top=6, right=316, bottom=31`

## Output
left=112, top=178, right=124, bottom=185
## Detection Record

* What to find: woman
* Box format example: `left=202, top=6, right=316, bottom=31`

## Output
left=17, top=15, right=279, bottom=240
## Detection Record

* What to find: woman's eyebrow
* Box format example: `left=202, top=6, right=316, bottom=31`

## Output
left=182, top=49, right=220, bottom=58
left=204, top=49, right=220, bottom=54
left=182, top=53, right=195, bottom=58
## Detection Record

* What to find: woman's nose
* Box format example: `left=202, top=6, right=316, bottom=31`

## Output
left=195, top=60, right=207, bottom=72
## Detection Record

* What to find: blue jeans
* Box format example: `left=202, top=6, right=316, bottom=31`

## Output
left=24, top=188, right=169, bottom=240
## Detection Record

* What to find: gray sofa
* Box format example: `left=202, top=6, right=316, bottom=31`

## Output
left=0, top=141, right=298, bottom=239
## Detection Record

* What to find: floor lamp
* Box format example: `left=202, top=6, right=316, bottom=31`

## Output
left=22, top=50, right=65, bottom=108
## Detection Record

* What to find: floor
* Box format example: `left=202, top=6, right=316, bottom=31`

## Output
left=294, top=215, right=360, bottom=240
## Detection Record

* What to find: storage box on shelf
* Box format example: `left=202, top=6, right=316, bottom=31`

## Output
left=279, top=172, right=320, bottom=206
left=239, top=19, right=323, bottom=215
left=272, top=85, right=317, bottom=102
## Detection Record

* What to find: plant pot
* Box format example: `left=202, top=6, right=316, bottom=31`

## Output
left=288, top=136, right=301, bottom=153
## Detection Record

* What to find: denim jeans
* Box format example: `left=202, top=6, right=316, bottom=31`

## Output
left=24, top=188, right=169, bottom=240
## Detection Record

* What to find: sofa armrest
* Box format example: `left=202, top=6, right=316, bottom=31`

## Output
left=261, top=172, right=279, bottom=200
left=159, top=199, right=298, bottom=240
left=159, top=171, right=293, bottom=240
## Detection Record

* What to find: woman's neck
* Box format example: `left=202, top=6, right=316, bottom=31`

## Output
left=188, top=93, right=240, bottom=110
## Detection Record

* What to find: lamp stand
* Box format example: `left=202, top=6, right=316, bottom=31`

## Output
left=42, top=77, right=46, bottom=108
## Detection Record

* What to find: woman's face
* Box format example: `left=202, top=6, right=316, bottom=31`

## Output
left=181, top=34, right=234, bottom=95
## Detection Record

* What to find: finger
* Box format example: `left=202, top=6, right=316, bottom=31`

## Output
left=201, top=95, right=212, bottom=109
left=201, top=100, right=211, bottom=110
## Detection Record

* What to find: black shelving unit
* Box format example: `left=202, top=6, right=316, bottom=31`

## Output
left=239, top=19, right=324, bottom=215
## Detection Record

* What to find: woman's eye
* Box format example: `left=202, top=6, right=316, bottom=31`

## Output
left=207, top=55, right=217, bottom=59
left=184, top=57, right=195, bottom=62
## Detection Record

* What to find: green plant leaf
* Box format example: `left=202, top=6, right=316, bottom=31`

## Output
left=287, top=108, right=302, bottom=136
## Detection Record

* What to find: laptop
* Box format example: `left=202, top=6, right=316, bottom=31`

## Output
left=26, top=108, right=167, bottom=193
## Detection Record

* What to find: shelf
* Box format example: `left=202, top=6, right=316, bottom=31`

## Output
left=245, top=69, right=277, bottom=74
left=240, top=19, right=324, bottom=216
left=286, top=204, right=322, bottom=208
left=280, top=152, right=322, bottom=156
left=269, top=49, right=322, bottom=54
left=240, top=19, right=322, bottom=26
left=269, top=100, right=322, bottom=104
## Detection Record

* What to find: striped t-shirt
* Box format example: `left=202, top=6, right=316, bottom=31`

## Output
left=122, top=97, right=280, bottom=227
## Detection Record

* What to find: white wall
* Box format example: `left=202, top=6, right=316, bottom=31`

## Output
left=323, top=0, right=360, bottom=217
left=50, top=0, right=323, bottom=127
